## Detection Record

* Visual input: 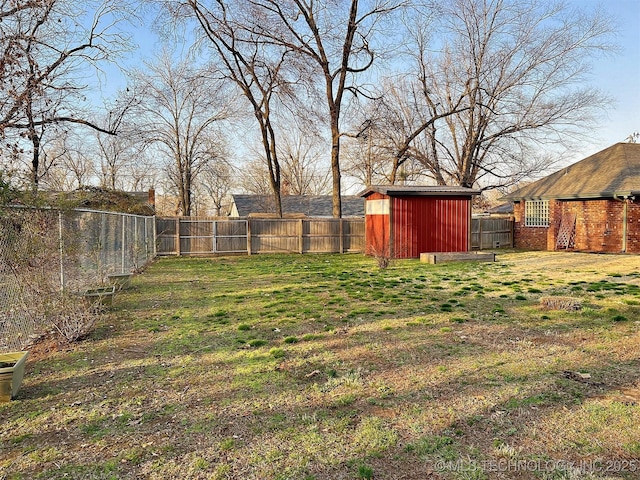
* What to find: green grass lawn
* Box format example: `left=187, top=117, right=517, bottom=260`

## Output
left=2, top=251, right=640, bottom=479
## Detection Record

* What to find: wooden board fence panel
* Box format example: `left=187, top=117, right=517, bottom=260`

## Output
left=156, top=218, right=179, bottom=254
left=251, top=219, right=301, bottom=253
left=342, top=219, right=365, bottom=252
left=155, top=217, right=366, bottom=255
left=180, top=219, right=214, bottom=254
left=215, top=221, right=248, bottom=253
left=471, top=216, right=514, bottom=249
left=303, top=219, right=340, bottom=253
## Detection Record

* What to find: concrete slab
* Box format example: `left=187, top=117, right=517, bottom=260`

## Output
left=420, top=252, right=496, bottom=264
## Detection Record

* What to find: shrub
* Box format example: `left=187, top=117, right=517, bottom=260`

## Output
left=51, top=295, right=102, bottom=343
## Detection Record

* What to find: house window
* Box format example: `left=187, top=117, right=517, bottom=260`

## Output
left=525, top=200, right=549, bottom=227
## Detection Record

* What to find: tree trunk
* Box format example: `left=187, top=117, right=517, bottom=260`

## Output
left=330, top=129, right=342, bottom=218
left=30, top=132, right=40, bottom=191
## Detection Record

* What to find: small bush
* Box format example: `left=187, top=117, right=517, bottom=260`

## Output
left=357, top=464, right=374, bottom=479
left=51, top=296, right=101, bottom=343
left=369, top=244, right=392, bottom=269
left=269, top=348, right=286, bottom=358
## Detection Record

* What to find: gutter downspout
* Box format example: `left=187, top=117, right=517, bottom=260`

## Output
left=613, top=194, right=630, bottom=253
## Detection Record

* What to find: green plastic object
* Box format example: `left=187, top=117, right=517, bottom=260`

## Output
left=83, top=285, right=116, bottom=307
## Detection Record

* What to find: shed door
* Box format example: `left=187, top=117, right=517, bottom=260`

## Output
left=393, top=196, right=470, bottom=257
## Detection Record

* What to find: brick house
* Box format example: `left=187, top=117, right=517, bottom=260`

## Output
left=504, top=143, right=640, bottom=253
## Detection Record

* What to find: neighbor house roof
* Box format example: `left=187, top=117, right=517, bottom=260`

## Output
left=230, top=194, right=364, bottom=217
left=504, top=143, right=640, bottom=201
left=359, top=185, right=480, bottom=197
left=486, top=202, right=514, bottom=214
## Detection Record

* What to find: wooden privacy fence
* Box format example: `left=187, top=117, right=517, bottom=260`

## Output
left=156, top=217, right=366, bottom=255
left=156, top=216, right=513, bottom=256
left=471, top=216, right=514, bottom=249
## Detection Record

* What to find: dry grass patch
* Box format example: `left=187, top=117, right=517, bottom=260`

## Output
left=540, top=296, right=583, bottom=311
left=2, top=252, right=640, bottom=479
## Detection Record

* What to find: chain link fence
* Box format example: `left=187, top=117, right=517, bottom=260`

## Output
left=0, top=207, right=155, bottom=352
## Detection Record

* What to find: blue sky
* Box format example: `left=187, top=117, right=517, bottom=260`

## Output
left=567, top=0, right=640, bottom=159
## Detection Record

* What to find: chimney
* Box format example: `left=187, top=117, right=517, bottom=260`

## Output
left=148, top=188, right=156, bottom=206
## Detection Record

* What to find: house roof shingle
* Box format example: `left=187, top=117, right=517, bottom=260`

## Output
left=230, top=194, right=364, bottom=217
left=505, top=143, right=640, bottom=201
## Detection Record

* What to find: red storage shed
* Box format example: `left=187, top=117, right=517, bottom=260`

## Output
left=360, top=186, right=480, bottom=258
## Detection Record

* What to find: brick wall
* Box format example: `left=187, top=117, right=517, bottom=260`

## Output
left=514, top=198, right=640, bottom=252
left=513, top=201, right=549, bottom=250
left=556, top=200, right=622, bottom=252
left=624, top=199, right=640, bottom=253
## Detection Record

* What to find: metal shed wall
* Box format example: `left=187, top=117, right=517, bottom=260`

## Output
left=392, top=196, right=471, bottom=258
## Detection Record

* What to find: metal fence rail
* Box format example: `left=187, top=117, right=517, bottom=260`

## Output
left=0, top=207, right=155, bottom=352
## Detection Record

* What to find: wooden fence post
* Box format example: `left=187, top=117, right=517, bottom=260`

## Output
left=299, top=219, right=304, bottom=254
left=247, top=218, right=252, bottom=255
left=175, top=218, right=181, bottom=256
left=510, top=216, right=515, bottom=248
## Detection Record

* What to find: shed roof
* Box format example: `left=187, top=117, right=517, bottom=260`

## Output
left=504, top=143, right=640, bottom=201
left=359, top=185, right=480, bottom=197
left=230, top=194, right=364, bottom=217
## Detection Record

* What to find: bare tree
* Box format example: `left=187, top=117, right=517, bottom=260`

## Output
left=245, top=0, right=405, bottom=217
left=38, top=133, right=94, bottom=190
left=0, top=0, right=132, bottom=188
left=95, top=125, right=146, bottom=190
left=348, top=77, right=469, bottom=186
left=167, top=0, right=298, bottom=217
left=343, top=93, right=434, bottom=188
left=388, top=0, right=617, bottom=191
left=132, top=52, right=231, bottom=216
left=197, top=158, right=235, bottom=216
left=279, top=134, right=331, bottom=195
left=124, top=155, right=159, bottom=192
left=237, top=156, right=275, bottom=196
left=237, top=133, right=331, bottom=196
